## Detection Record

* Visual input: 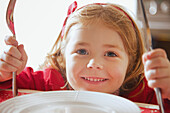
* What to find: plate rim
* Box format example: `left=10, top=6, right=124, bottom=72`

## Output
left=0, top=90, right=140, bottom=113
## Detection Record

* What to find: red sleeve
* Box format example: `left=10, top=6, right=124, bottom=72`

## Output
left=0, top=79, right=12, bottom=89
left=43, top=68, right=66, bottom=91
left=127, top=78, right=170, bottom=112
left=0, top=67, right=66, bottom=91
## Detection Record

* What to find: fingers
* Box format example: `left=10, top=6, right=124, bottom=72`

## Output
left=145, top=68, right=169, bottom=80
left=0, top=53, right=22, bottom=68
left=147, top=77, right=170, bottom=99
left=0, top=44, right=28, bottom=80
left=147, top=76, right=170, bottom=89
left=0, top=60, right=17, bottom=72
left=0, top=71, right=12, bottom=82
left=16, top=44, right=28, bottom=75
left=0, top=36, right=24, bottom=71
left=143, top=48, right=170, bottom=99
left=144, top=56, right=169, bottom=71
left=0, top=36, right=28, bottom=82
left=4, top=45, right=22, bottom=59
left=17, top=44, right=28, bottom=62
left=3, top=36, right=21, bottom=59
left=142, top=48, right=167, bottom=64
left=143, top=48, right=169, bottom=72
left=143, top=49, right=169, bottom=80
left=5, top=36, right=18, bottom=46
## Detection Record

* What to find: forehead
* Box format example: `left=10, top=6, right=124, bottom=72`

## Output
left=66, top=23, right=125, bottom=50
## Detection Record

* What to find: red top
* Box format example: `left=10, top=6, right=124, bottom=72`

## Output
left=0, top=67, right=169, bottom=112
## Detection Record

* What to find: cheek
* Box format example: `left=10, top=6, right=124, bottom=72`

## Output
left=108, top=61, right=128, bottom=82
left=65, top=58, right=77, bottom=88
left=65, top=56, right=85, bottom=88
left=65, top=56, right=77, bottom=79
left=66, top=56, right=83, bottom=74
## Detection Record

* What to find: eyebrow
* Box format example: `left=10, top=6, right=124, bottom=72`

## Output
left=103, top=44, right=124, bottom=51
left=75, top=42, right=90, bottom=46
left=75, top=42, right=124, bottom=51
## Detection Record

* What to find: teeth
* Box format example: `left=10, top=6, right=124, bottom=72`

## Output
left=83, top=77, right=107, bottom=82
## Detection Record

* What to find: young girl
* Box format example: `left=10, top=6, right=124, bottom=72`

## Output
left=0, top=1, right=170, bottom=112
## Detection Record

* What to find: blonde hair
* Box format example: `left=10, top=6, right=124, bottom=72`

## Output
left=40, top=3, right=146, bottom=95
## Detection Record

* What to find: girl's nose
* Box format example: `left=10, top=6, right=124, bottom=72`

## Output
left=87, top=59, right=103, bottom=70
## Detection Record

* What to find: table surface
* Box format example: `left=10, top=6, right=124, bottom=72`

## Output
left=0, top=89, right=160, bottom=113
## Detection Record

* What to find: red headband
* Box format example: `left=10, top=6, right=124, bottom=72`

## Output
left=61, top=1, right=134, bottom=38
left=61, top=1, right=77, bottom=38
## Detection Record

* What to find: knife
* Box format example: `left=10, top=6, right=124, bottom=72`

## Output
left=139, top=0, right=165, bottom=113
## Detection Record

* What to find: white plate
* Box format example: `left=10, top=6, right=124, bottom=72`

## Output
left=0, top=91, right=140, bottom=113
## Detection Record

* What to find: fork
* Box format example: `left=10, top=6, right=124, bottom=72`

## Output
left=6, top=0, right=17, bottom=97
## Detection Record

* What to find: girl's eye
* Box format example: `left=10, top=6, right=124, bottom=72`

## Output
left=76, top=49, right=88, bottom=55
left=105, top=51, right=117, bottom=57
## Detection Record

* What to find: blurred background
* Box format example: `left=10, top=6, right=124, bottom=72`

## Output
left=137, top=0, right=170, bottom=60
left=0, top=0, right=169, bottom=70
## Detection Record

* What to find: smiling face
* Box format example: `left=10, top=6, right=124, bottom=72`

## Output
left=64, top=22, right=129, bottom=94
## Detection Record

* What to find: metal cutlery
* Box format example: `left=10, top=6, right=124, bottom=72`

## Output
left=6, top=0, right=17, bottom=97
left=139, top=0, right=165, bottom=113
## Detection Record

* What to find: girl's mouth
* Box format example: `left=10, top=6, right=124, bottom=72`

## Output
left=81, top=77, right=108, bottom=82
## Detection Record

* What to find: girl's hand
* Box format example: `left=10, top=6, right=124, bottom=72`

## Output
left=142, top=48, right=170, bottom=100
left=0, top=36, right=28, bottom=82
